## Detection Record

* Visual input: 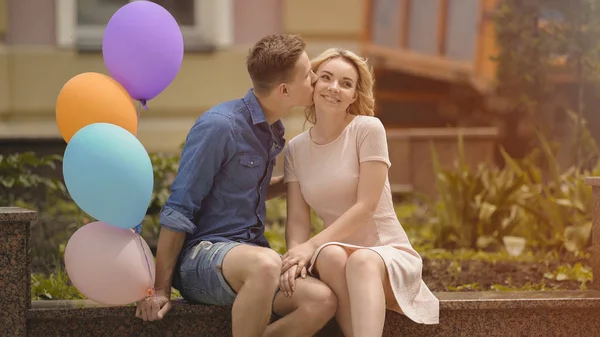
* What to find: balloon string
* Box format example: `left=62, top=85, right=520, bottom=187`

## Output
left=133, top=99, right=153, bottom=300
left=136, top=232, right=159, bottom=302
left=135, top=101, right=142, bottom=137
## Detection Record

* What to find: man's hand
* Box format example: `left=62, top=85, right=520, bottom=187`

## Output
left=135, top=289, right=172, bottom=322
left=136, top=226, right=185, bottom=321
left=267, top=175, right=286, bottom=200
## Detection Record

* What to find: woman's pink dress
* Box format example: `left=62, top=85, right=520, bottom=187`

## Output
left=283, top=115, right=439, bottom=324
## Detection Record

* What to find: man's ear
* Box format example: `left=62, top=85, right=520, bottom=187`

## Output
left=277, top=83, right=288, bottom=96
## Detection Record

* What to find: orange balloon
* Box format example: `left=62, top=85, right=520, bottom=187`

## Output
left=56, top=72, right=138, bottom=143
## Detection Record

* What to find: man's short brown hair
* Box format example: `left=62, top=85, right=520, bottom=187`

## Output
left=246, top=34, right=306, bottom=94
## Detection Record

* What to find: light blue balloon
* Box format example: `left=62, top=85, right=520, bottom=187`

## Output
left=63, top=123, right=154, bottom=229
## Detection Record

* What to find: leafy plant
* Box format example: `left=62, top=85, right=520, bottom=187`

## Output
left=492, top=0, right=600, bottom=161
left=0, top=152, right=65, bottom=206
left=31, top=267, right=85, bottom=301
left=430, top=117, right=598, bottom=253
left=430, top=134, right=532, bottom=250
left=543, top=262, right=593, bottom=290
left=148, top=149, right=181, bottom=215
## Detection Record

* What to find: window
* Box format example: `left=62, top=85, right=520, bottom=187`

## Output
left=56, top=0, right=233, bottom=51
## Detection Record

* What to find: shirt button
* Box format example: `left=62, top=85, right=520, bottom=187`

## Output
left=250, top=161, right=254, bottom=165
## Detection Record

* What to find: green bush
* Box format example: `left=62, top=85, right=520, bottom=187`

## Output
left=429, top=123, right=597, bottom=253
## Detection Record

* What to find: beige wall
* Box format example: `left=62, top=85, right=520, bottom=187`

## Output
left=0, top=48, right=253, bottom=152
left=0, top=0, right=364, bottom=158
left=0, top=0, right=6, bottom=41
left=283, top=0, right=363, bottom=54
left=0, top=50, right=9, bottom=117
left=283, top=0, right=363, bottom=39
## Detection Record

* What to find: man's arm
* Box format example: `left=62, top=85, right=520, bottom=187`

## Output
left=267, top=175, right=285, bottom=200
left=158, top=113, right=236, bottom=286
left=137, top=113, right=235, bottom=321
left=153, top=227, right=186, bottom=295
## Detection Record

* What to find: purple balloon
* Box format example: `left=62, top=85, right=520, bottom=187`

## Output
left=102, top=1, right=184, bottom=103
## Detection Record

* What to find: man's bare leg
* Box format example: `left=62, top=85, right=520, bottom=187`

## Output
left=221, top=244, right=282, bottom=337
left=264, top=277, right=337, bottom=337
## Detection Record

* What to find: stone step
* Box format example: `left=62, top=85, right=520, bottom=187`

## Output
left=28, top=291, right=600, bottom=337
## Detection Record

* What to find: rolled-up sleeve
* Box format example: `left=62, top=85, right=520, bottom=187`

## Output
left=159, top=113, right=235, bottom=234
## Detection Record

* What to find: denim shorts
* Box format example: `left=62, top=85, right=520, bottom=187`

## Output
left=175, top=241, right=241, bottom=306
left=173, top=240, right=283, bottom=320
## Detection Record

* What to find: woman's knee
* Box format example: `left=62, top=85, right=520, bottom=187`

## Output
left=346, top=249, right=385, bottom=278
left=314, top=245, right=348, bottom=279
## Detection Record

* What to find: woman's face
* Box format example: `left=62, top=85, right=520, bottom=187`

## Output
left=313, top=57, right=358, bottom=114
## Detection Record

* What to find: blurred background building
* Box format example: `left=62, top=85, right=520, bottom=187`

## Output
left=0, top=0, right=592, bottom=196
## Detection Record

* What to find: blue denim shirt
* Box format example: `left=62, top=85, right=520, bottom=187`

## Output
left=159, top=89, right=285, bottom=255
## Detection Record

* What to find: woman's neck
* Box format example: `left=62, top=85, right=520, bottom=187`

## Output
left=311, top=110, right=354, bottom=145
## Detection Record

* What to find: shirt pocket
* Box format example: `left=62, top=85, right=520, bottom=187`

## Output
left=233, top=154, right=264, bottom=189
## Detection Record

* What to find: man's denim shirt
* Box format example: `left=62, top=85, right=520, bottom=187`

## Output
left=159, top=89, right=285, bottom=255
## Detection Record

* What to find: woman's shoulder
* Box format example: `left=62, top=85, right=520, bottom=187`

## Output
left=352, top=115, right=386, bottom=135
left=286, top=128, right=311, bottom=150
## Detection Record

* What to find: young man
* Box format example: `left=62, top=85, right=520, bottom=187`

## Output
left=135, top=34, right=337, bottom=337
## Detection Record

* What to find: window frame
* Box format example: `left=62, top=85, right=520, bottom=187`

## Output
left=55, top=0, right=233, bottom=51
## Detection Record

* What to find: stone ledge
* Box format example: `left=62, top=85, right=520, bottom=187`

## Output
left=27, top=291, right=600, bottom=337
left=436, top=290, right=600, bottom=310
left=386, top=127, right=499, bottom=139
left=585, top=177, right=600, bottom=186
left=29, top=291, right=600, bottom=319
left=0, top=207, right=37, bottom=223
left=29, top=299, right=229, bottom=320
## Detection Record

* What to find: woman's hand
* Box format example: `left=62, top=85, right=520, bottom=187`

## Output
left=279, top=264, right=307, bottom=297
left=281, top=242, right=316, bottom=274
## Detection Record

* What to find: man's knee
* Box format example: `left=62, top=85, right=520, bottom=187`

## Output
left=297, top=278, right=337, bottom=318
left=248, top=248, right=282, bottom=280
left=222, top=245, right=282, bottom=291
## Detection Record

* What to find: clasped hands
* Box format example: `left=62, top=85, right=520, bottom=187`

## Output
left=279, top=242, right=316, bottom=297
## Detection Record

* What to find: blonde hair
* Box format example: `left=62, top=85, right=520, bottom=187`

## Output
left=305, top=48, right=375, bottom=125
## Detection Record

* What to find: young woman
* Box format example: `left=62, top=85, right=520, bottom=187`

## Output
left=280, top=48, right=439, bottom=337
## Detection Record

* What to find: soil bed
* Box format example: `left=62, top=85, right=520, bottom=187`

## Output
left=421, top=250, right=591, bottom=292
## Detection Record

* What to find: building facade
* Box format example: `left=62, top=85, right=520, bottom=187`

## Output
left=0, top=0, right=364, bottom=153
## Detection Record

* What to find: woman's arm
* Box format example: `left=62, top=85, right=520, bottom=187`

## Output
left=281, top=140, right=311, bottom=250
left=307, top=160, right=388, bottom=249
left=285, top=181, right=312, bottom=250
left=280, top=170, right=312, bottom=296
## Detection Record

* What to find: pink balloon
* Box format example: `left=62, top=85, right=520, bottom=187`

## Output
left=64, top=221, right=155, bottom=305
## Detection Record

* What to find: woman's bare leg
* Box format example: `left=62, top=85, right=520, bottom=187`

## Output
left=345, top=249, right=388, bottom=337
left=314, top=245, right=354, bottom=337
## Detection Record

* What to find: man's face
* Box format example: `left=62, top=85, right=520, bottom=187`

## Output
left=284, top=51, right=317, bottom=107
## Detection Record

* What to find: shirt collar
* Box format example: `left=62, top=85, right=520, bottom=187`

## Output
left=243, top=88, right=286, bottom=138
left=243, top=89, right=267, bottom=125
